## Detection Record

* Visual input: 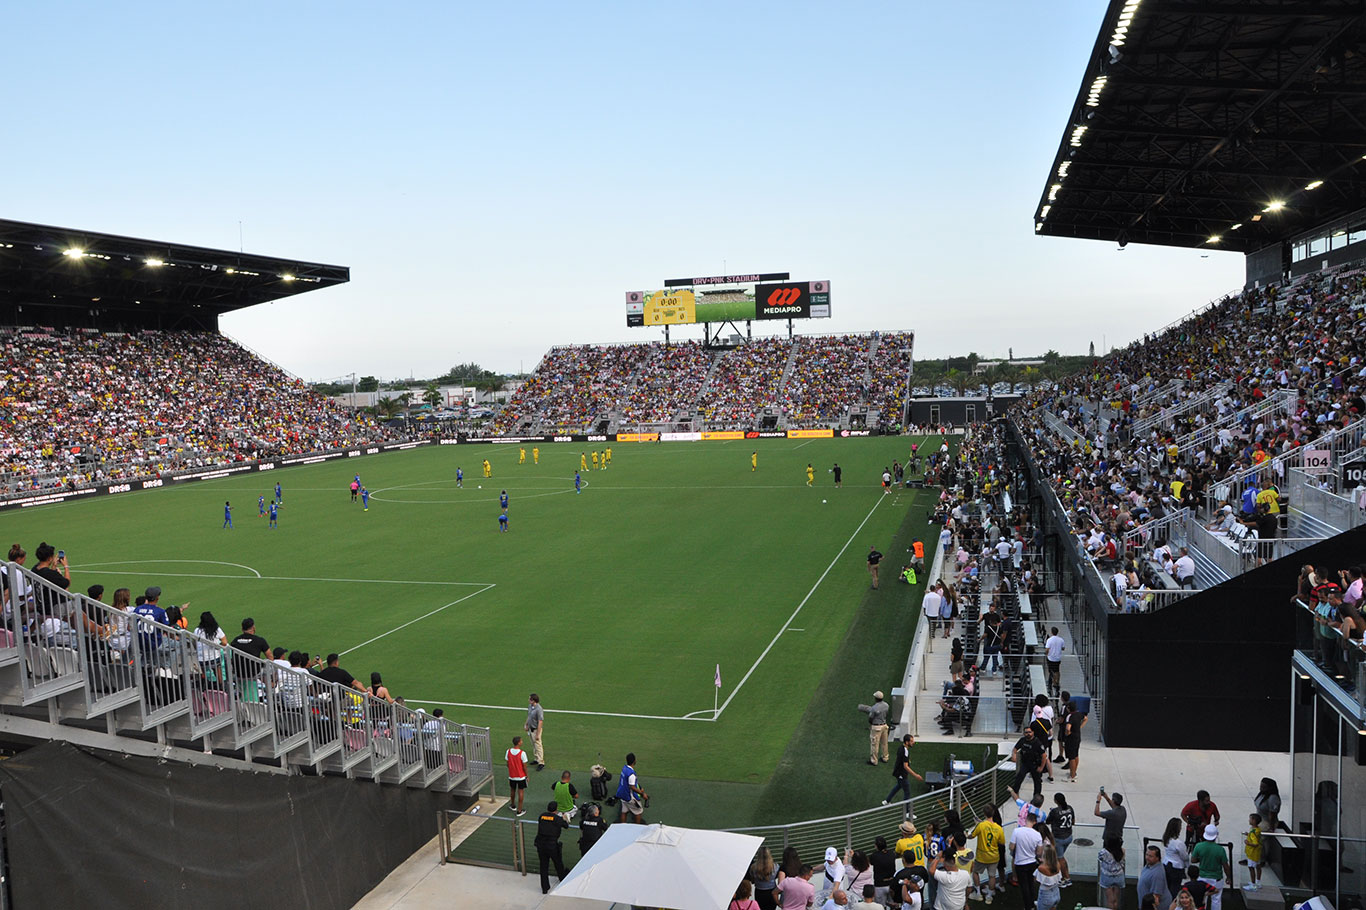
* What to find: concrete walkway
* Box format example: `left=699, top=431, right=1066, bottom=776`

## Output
left=353, top=745, right=1290, bottom=907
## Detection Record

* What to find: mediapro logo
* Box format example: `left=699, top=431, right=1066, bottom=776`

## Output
left=765, top=287, right=802, bottom=308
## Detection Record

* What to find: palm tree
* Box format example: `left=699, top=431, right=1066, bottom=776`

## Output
left=946, top=368, right=969, bottom=397
left=423, top=384, right=442, bottom=408
left=375, top=397, right=402, bottom=419
left=1021, top=365, right=1043, bottom=392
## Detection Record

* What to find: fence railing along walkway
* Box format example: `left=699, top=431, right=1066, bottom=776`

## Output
left=0, top=562, right=492, bottom=793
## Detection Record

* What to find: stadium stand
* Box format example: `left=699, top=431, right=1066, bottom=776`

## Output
left=495, top=331, right=915, bottom=435
left=0, top=558, right=492, bottom=792
left=0, top=329, right=398, bottom=498
left=1013, top=265, right=1366, bottom=605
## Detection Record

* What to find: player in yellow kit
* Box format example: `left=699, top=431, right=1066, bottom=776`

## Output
left=751, top=451, right=758, bottom=472
left=597, top=452, right=605, bottom=470
left=591, top=452, right=599, bottom=470
left=532, top=447, right=539, bottom=465
left=519, top=447, right=526, bottom=465
left=806, top=463, right=815, bottom=486
left=581, top=452, right=588, bottom=471
left=604, top=447, right=612, bottom=467
left=482, top=459, right=492, bottom=478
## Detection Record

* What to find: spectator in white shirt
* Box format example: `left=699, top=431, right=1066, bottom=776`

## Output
left=1174, top=547, right=1196, bottom=589
left=1044, top=628, right=1066, bottom=696
left=923, top=587, right=943, bottom=636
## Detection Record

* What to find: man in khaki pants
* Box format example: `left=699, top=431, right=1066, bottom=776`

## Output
left=526, top=693, right=545, bottom=770
left=858, top=691, right=891, bottom=764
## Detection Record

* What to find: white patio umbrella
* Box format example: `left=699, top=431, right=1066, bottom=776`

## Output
left=549, top=823, right=763, bottom=910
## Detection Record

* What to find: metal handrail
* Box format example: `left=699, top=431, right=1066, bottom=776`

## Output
left=1131, top=380, right=1233, bottom=435
left=0, top=561, right=492, bottom=791
left=1206, top=415, right=1366, bottom=514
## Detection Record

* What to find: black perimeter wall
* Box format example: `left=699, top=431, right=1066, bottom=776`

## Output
left=1103, top=526, right=1366, bottom=751
left=0, top=741, right=470, bottom=910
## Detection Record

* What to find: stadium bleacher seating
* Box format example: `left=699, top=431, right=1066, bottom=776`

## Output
left=496, top=332, right=915, bottom=435
left=0, top=329, right=397, bottom=497
left=1013, top=265, right=1366, bottom=603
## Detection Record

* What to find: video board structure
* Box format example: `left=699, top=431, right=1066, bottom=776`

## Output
left=624, top=271, right=830, bottom=344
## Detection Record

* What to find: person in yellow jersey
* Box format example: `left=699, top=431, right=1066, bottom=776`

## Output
left=519, top=447, right=526, bottom=465
left=604, top=447, right=611, bottom=467
left=482, top=459, right=492, bottom=478
left=591, top=451, right=599, bottom=469
left=580, top=452, right=588, bottom=471
left=597, top=452, right=605, bottom=470
left=532, top=446, right=539, bottom=465
left=751, top=451, right=758, bottom=472
left=894, top=820, right=924, bottom=864
left=1255, top=479, right=1280, bottom=514
left=806, top=463, right=815, bottom=486
left=968, top=807, right=1004, bottom=902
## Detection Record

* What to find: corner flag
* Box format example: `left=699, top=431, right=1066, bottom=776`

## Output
left=714, top=664, right=721, bottom=689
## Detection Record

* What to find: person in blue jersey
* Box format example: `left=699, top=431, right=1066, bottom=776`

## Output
left=258, top=495, right=265, bottom=517
left=361, top=487, right=370, bottom=511
left=500, top=489, right=509, bottom=509
left=222, top=501, right=233, bottom=529
left=275, top=482, right=282, bottom=502
left=456, top=467, right=464, bottom=488
left=499, top=509, right=509, bottom=532
left=268, top=500, right=279, bottom=528
left=615, top=752, right=648, bottom=824
left=574, top=471, right=581, bottom=494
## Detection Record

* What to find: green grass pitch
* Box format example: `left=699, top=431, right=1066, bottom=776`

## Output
left=2, top=436, right=945, bottom=824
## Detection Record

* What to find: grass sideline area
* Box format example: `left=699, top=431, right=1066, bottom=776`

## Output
left=1, top=435, right=950, bottom=828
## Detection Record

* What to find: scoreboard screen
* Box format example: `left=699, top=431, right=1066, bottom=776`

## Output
left=626, top=279, right=830, bottom=327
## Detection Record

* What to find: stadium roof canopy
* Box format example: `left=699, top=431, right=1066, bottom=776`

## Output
left=0, top=218, right=348, bottom=323
left=1035, top=0, right=1366, bottom=253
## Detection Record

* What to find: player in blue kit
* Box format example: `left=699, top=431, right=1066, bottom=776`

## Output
left=258, top=495, right=265, bottom=517
left=361, top=487, right=370, bottom=511
left=500, top=489, right=509, bottom=509
left=268, top=500, right=278, bottom=528
left=275, top=482, right=282, bottom=502
left=456, top=467, right=463, bottom=488
left=223, top=501, right=233, bottom=529
left=498, top=509, right=508, bottom=532
left=574, top=471, right=581, bottom=494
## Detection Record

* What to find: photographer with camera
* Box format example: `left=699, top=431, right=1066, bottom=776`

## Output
left=614, top=753, right=649, bottom=824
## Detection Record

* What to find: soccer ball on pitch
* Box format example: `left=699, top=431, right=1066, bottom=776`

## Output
left=822, top=499, right=827, bottom=503
left=478, top=485, right=482, bottom=489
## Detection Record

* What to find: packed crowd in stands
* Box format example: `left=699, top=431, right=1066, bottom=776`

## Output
left=782, top=335, right=872, bottom=424
left=619, top=340, right=712, bottom=424
left=493, top=344, right=645, bottom=434
left=498, top=332, right=914, bottom=434
left=870, top=333, right=914, bottom=429
left=1013, top=266, right=1366, bottom=598
left=0, top=329, right=397, bottom=496
left=696, top=338, right=792, bottom=429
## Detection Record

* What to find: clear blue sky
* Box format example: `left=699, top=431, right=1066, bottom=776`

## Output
left=6, top=0, right=1242, bottom=380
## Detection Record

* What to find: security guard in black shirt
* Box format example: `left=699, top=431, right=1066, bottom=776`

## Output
left=578, top=802, right=607, bottom=855
left=535, top=801, right=569, bottom=894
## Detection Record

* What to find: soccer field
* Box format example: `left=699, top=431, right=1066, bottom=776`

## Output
left=0, top=436, right=934, bottom=790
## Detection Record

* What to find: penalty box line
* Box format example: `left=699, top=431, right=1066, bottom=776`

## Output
left=338, top=583, right=498, bottom=657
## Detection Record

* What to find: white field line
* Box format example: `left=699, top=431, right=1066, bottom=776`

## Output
left=77, top=559, right=262, bottom=578
left=72, top=562, right=492, bottom=587
left=713, top=494, right=885, bottom=720
left=412, top=698, right=714, bottom=723
left=338, top=584, right=497, bottom=656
